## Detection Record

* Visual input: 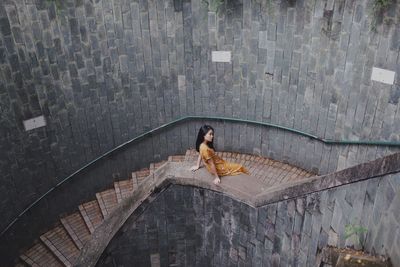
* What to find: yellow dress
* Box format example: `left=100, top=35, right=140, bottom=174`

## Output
left=199, top=143, right=249, bottom=177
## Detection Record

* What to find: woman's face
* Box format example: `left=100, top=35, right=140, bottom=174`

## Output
left=204, top=129, right=214, bottom=143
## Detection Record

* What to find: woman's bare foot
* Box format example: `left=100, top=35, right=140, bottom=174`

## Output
left=213, top=177, right=221, bottom=185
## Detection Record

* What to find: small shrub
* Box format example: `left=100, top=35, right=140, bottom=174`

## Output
left=344, top=223, right=368, bottom=249
left=47, top=0, right=63, bottom=10
left=370, top=0, right=394, bottom=31
left=203, top=0, right=225, bottom=13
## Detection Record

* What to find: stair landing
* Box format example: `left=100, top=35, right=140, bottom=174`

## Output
left=183, top=149, right=314, bottom=192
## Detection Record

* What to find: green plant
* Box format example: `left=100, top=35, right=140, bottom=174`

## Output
left=255, top=0, right=275, bottom=17
left=47, top=0, right=63, bottom=10
left=203, top=0, right=225, bottom=13
left=369, top=0, right=394, bottom=31
left=344, top=223, right=368, bottom=248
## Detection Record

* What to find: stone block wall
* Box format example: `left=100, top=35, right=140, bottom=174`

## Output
left=98, top=173, right=400, bottom=266
left=0, top=0, right=399, bottom=236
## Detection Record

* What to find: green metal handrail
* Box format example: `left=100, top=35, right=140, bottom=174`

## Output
left=1, top=115, right=400, bottom=237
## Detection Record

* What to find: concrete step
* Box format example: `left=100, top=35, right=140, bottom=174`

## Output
left=17, top=150, right=316, bottom=267
left=20, top=242, right=63, bottom=267
left=133, top=168, right=151, bottom=184
left=115, top=161, right=166, bottom=204
left=96, top=189, right=118, bottom=217
left=114, top=179, right=136, bottom=203
left=149, top=161, right=167, bottom=174
left=14, top=261, right=28, bottom=267
left=78, top=200, right=104, bottom=234
left=40, top=226, right=79, bottom=267
left=168, top=155, right=185, bottom=162
left=60, top=212, right=91, bottom=250
left=183, top=149, right=315, bottom=186
left=184, top=149, right=197, bottom=161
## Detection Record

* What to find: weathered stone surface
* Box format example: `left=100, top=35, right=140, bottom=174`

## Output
left=0, top=0, right=399, bottom=265
left=93, top=162, right=400, bottom=267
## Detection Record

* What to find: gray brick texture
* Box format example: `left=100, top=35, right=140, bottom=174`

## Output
left=0, top=0, right=399, bottom=250
left=98, top=174, right=400, bottom=266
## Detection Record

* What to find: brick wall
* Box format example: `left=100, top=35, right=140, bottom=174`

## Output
left=0, top=0, right=399, bottom=238
left=98, top=173, right=400, bottom=266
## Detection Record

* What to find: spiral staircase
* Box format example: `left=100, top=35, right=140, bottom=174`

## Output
left=14, top=150, right=314, bottom=267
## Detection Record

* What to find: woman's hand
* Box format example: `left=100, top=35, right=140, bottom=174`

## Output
left=190, top=165, right=200, bottom=172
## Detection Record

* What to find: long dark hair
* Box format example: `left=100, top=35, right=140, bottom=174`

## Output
left=195, top=125, right=215, bottom=152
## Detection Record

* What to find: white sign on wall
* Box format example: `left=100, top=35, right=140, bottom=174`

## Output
left=211, top=51, right=231, bottom=63
left=23, top=115, right=46, bottom=131
left=371, top=67, right=395, bottom=85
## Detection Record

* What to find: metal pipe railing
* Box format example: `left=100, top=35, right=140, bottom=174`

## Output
left=1, top=115, right=399, bottom=237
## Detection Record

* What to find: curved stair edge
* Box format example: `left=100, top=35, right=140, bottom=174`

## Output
left=74, top=160, right=315, bottom=266
left=17, top=150, right=315, bottom=267
left=75, top=151, right=400, bottom=266
left=18, top=160, right=172, bottom=267
left=254, top=151, right=400, bottom=206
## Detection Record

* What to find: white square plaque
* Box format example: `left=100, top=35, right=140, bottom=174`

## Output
left=371, top=67, right=395, bottom=85
left=211, top=51, right=231, bottom=63
left=23, top=115, right=46, bottom=131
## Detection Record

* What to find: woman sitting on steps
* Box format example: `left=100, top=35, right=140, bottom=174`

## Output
left=190, top=125, right=249, bottom=185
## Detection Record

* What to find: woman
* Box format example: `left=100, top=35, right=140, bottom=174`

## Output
left=190, top=125, right=249, bottom=184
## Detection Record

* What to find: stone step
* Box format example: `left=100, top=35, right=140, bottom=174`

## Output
left=133, top=168, right=151, bottom=184
left=168, top=155, right=185, bottom=162
left=149, top=161, right=167, bottom=174
left=39, top=225, right=79, bottom=267
left=14, top=261, right=28, bottom=267
left=17, top=151, right=316, bottom=267
left=20, top=242, right=63, bottom=267
left=115, top=160, right=166, bottom=204
left=60, top=212, right=91, bottom=250
left=96, top=189, right=118, bottom=217
left=78, top=200, right=104, bottom=234
left=183, top=149, right=315, bottom=186
left=114, top=179, right=136, bottom=203
left=184, top=149, right=197, bottom=161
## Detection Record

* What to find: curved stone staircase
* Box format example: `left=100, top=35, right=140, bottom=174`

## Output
left=15, top=150, right=314, bottom=267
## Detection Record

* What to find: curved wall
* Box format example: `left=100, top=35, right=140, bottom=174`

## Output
left=0, top=0, right=399, bottom=235
left=98, top=173, right=400, bottom=266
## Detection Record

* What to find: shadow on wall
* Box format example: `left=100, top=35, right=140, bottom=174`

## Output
left=97, top=171, right=400, bottom=266
left=1, top=118, right=400, bottom=265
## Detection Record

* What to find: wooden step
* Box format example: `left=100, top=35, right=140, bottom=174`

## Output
left=114, top=179, right=136, bottom=203
left=78, top=200, right=103, bottom=234
left=20, top=242, right=63, bottom=267
left=60, top=212, right=91, bottom=250
left=40, top=226, right=79, bottom=267
left=96, top=189, right=118, bottom=217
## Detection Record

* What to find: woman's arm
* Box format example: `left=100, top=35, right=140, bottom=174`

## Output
left=206, top=158, right=220, bottom=184
left=190, top=154, right=202, bottom=171
left=196, top=154, right=202, bottom=168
